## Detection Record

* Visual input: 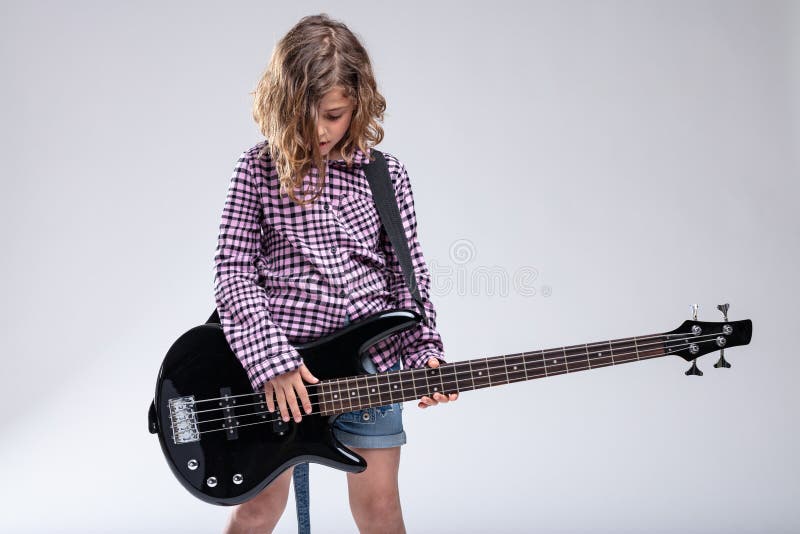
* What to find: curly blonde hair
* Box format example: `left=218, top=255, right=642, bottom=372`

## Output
left=251, top=14, right=387, bottom=205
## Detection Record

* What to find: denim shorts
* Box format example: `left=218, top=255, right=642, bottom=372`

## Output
left=331, top=314, right=406, bottom=449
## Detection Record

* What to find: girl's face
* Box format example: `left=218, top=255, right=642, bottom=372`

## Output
left=316, top=86, right=354, bottom=159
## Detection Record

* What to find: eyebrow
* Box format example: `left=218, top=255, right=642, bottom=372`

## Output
left=323, top=106, right=348, bottom=112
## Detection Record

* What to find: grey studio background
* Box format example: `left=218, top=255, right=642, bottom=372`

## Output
left=1, top=1, right=798, bottom=533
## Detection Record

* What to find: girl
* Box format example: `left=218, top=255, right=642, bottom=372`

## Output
left=213, top=13, right=458, bottom=534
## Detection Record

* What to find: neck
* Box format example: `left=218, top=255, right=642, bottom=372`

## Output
left=316, top=331, right=668, bottom=416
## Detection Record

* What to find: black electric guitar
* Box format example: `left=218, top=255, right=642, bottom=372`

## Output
left=148, top=305, right=752, bottom=505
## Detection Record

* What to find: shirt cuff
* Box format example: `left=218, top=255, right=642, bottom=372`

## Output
left=404, top=348, right=446, bottom=370
left=246, top=350, right=304, bottom=392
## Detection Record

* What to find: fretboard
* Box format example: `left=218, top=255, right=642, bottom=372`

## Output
left=316, top=332, right=668, bottom=417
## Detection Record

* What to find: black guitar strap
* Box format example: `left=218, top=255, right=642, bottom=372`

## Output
left=363, top=149, right=429, bottom=326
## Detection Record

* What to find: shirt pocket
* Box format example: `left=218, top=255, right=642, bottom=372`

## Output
left=337, top=191, right=381, bottom=251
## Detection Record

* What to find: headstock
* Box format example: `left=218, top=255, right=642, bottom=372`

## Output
left=663, top=303, right=752, bottom=376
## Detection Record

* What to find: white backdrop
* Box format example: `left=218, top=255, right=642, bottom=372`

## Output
left=1, top=1, right=798, bottom=532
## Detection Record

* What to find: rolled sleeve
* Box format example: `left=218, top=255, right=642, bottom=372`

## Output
left=213, top=152, right=303, bottom=391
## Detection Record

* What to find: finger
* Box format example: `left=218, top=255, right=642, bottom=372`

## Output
left=449, top=392, right=459, bottom=401
left=433, top=392, right=448, bottom=403
left=284, top=384, right=303, bottom=423
left=418, top=396, right=436, bottom=409
left=420, top=395, right=437, bottom=407
left=299, top=365, right=319, bottom=384
left=276, top=387, right=290, bottom=422
left=296, top=378, right=313, bottom=415
left=264, top=383, right=275, bottom=413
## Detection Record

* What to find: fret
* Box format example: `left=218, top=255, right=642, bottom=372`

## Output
left=639, top=335, right=665, bottom=359
left=467, top=359, right=477, bottom=390
left=365, top=375, right=381, bottom=407
left=522, top=351, right=529, bottom=381
left=317, top=382, right=328, bottom=415
left=399, top=369, right=416, bottom=403
left=330, top=379, right=345, bottom=414
left=563, top=344, right=591, bottom=373
left=323, top=381, right=333, bottom=415
left=523, top=351, right=547, bottom=379
left=589, top=341, right=615, bottom=368
left=610, top=338, right=638, bottom=364
left=421, top=366, right=432, bottom=397
left=437, top=364, right=455, bottom=393
left=487, top=356, right=508, bottom=386
left=505, top=353, right=526, bottom=384
left=502, top=354, right=511, bottom=383
left=451, top=362, right=472, bottom=392
left=542, top=348, right=567, bottom=375
left=470, top=359, right=492, bottom=389
left=424, top=367, right=440, bottom=396
left=633, top=336, right=641, bottom=360
left=378, top=370, right=392, bottom=405
left=388, top=370, right=404, bottom=403
left=345, top=377, right=358, bottom=411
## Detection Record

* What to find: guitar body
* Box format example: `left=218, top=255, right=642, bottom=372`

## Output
left=151, top=309, right=421, bottom=505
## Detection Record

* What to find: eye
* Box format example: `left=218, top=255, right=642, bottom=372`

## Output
left=326, top=115, right=343, bottom=121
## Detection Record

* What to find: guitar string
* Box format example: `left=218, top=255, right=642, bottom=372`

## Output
left=186, top=330, right=700, bottom=408
left=170, top=335, right=721, bottom=432
left=182, top=331, right=720, bottom=420
left=190, top=334, right=721, bottom=436
left=186, top=337, right=707, bottom=428
left=184, top=331, right=704, bottom=416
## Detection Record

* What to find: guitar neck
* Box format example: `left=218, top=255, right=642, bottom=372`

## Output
left=317, top=331, right=668, bottom=416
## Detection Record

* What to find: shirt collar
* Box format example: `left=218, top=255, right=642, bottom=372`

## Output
left=328, top=146, right=371, bottom=168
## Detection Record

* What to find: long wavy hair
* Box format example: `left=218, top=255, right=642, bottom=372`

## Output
left=251, top=14, right=387, bottom=205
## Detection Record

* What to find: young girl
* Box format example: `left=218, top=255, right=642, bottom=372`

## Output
left=213, top=13, right=458, bottom=534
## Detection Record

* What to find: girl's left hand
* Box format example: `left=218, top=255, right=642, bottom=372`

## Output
left=418, top=357, right=459, bottom=409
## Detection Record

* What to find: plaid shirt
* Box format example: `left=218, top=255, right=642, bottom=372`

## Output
left=213, top=140, right=445, bottom=392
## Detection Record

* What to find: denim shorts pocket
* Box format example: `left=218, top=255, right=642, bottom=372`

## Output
left=336, top=407, right=378, bottom=424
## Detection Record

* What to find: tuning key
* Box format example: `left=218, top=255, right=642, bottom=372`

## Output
left=685, top=359, right=703, bottom=376
left=714, top=302, right=732, bottom=369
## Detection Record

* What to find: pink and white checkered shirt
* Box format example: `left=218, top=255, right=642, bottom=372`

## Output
left=213, top=140, right=445, bottom=392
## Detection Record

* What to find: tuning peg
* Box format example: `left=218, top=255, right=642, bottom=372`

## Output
left=685, top=359, right=703, bottom=376
left=714, top=302, right=732, bottom=369
left=691, top=304, right=699, bottom=320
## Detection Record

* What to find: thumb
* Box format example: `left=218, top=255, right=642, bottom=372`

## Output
left=426, top=357, right=440, bottom=368
left=299, top=364, right=320, bottom=383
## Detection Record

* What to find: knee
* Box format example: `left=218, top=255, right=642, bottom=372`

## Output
left=351, top=492, right=403, bottom=529
left=225, top=475, right=292, bottom=533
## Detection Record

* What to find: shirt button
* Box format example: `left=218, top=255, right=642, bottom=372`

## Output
left=330, top=245, right=337, bottom=253
left=323, top=202, right=330, bottom=211
left=339, top=289, right=347, bottom=297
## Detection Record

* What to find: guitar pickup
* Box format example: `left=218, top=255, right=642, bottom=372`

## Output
left=252, top=393, right=288, bottom=435
left=219, top=387, right=239, bottom=441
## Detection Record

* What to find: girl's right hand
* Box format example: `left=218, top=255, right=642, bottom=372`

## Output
left=264, top=364, right=320, bottom=423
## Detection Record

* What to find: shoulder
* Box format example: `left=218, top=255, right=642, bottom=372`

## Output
left=372, top=149, right=410, bottom=190
left=229, top=140, right=281, bottom=193
left=239, top=139, right=274, bottom=174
